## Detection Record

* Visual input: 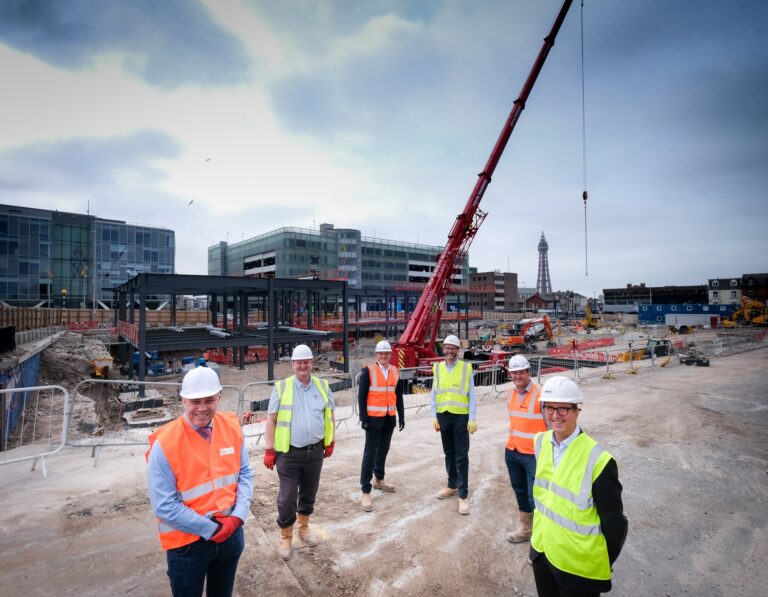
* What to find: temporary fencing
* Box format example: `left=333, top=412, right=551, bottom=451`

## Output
left=240, top=372, right=357, bottom=444
left=0, top=384, right=69, bottom=477
left=66, top=379, right=241, bottom=465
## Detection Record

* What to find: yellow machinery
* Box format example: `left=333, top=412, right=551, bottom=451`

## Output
left=91, top=357, right=113, bottom=378
left=722, top=296, right=768, bottom=327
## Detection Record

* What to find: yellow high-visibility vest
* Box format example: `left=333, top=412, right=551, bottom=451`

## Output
left=274, top=375, right=334, bottom=453
left=531, top=430, right=613, bottom=581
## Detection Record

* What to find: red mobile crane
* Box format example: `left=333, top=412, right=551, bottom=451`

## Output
left=393, top=0, right=575, bottom=368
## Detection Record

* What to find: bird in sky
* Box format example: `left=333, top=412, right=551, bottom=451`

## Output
left=187, top=199, right=194, bottom=206
left=205, top=158, right=211, bottom=162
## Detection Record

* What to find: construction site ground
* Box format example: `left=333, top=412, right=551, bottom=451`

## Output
left=1, top=340, right=766, bottom=596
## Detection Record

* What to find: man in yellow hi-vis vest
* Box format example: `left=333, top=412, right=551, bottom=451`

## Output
left=530, top=376, right=627, bottom=596
left=430, top=334, right=477, bottom=515
left=263, top=344, right=335, bottom=561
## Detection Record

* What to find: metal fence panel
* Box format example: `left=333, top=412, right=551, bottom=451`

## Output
left=0, top=384, right=69, bottom=477
left=66, top=379, right=241, bottom=451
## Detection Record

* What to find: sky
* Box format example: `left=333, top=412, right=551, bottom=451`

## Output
left=1, top=0, right=766, bottom=299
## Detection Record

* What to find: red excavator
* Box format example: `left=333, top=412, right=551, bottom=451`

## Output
left=392, top=0, right=574, bottom=369
left=498, top=315, right=556, bottom=353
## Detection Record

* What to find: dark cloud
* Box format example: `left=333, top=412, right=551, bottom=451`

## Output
left=0, top=0, right=251, bottom=88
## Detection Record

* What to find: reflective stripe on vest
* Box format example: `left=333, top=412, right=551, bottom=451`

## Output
left=367, top=364, right=399, bottom=417
left=505, top=383, right=547, bottom=454
left=433, top=360, right=471, bottom=414
left=274, top=375, right=334, bottom=453
left=147, top=412, right=242, bottom=550
left=531, top=430, right=613, bottom=581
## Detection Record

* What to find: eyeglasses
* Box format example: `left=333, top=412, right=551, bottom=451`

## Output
left=542, top=405, right=577, bottom=416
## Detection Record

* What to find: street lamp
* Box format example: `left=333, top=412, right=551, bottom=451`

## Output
left=46, top=268, right=53, bottom=309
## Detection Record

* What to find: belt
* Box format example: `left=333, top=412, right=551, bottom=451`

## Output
left=289, top=440, right=323, bottom=451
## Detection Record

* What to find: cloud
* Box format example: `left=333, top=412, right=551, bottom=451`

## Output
left=0, top=0, right=251, bottom=87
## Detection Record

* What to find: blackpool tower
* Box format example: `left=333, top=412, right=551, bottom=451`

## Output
left=537, top=231, right=552, bottom=294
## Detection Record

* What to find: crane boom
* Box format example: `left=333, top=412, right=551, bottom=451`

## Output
left=395, top=0, right=574, bottom=367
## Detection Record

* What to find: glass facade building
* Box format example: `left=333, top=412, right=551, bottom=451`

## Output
left=0, top=204, right=175, bottom=307
left=208, top=223, right=469, bottom=290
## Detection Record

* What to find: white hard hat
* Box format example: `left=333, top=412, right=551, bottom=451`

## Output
left=291, top=344, right=314, bottom=360
left=538, top=376, right=582, bottom=405
left=180, top=366, right=222, bottom=399
left=508, top=354, right=530, bottom=371
left=375, top=340, right=392, bottom=353
left=443, top=334, right=461, bottom=347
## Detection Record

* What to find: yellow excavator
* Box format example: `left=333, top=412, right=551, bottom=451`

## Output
left=583, top=303, right=601, bottom=330
left=722, top=296, right=767, bottom=327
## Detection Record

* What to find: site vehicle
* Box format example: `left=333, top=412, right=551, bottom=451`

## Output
left=722, top=296, right=768, bottom=327
left=583, top=303, right=600, bottom=329
left=392, top=0, right=575, bottom=369
left=614, top=338, right=673, bottom=362
left=498, top=315, right=556, bottom=353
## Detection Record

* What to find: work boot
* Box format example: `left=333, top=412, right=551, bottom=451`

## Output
left=361, top=492, right=373, bottom=512
left=372, top=476, right=396, bottom=492
left=436, top=487, right=458, bottom=500
left=506, top=511, right=533, bottom=543
left=278, top=525, right=293, bottom=561
left=458, top=498, right=470, bottom=515
left=296, top=513, right=318, bottom=547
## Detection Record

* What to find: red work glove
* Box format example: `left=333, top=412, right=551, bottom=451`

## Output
left=210, top=515, right=243, bottom=544
left=264, top=448, right=276, bottom=469
left=324, top=441, right=334, bottom=458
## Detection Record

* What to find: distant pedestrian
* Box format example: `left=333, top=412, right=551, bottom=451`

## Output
left=358, top=340, right=404, bottom=512
left=431, top=334, right=477, bottom=515
left=146, top=365, right=253, bottom=597
left=505, top=354, right=548, bottom=544
left=263, top=344, right=335, bottom=561
left=531, top=376, right=628, bottom=596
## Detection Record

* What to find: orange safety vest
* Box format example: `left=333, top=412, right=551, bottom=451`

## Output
left=147, top=412, right=243, bottom=550
left=505, top=383, right=547, bottom=454
left=366, top=363, right=399, bottom=417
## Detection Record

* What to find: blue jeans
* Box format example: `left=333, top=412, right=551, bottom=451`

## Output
left=505, top=448, right=536, bottom=513
left=166, top=526, right=245, bottom=597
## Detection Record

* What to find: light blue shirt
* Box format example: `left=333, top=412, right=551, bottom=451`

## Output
left=550, top=424, right=581, bottom=469
left=268, top=376, right=335, bottom=448
left=146, top=415, right=254, bottom=540
left=429, top=360, right=477, bottom=421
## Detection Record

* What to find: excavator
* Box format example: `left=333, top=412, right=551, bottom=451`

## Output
left=722, top=296, right=768, bottom=327
left=498, top=315, right=556, bottom=353
left=392, top=0, right=575, bottom=369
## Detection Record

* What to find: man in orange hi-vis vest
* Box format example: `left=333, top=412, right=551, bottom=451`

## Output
left=504, top=354, right=548, bottom=544
left=357, top=340, right=404, bottom=512
left=147, top=365, right=253, bottom=597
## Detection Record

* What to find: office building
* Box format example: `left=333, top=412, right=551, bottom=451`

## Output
left=0, top=204, right=175, bottom=308
left=208, top=223, right=469, bottom=290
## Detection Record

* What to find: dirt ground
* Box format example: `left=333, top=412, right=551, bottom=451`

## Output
left=1, top=346, right=766, bottom=596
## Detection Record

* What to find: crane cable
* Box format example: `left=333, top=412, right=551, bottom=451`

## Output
left=580, top=0, right=589, bottom=277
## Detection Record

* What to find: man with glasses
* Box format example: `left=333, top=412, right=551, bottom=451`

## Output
left=505, top=354, right=548, bottom=544
left=431, top=334, right=477, bottom=515
left=530, top=376, right=627, bottom=596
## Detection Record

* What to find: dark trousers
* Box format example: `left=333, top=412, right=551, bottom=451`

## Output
left=437, top=411, right=469, bottom=499
left=276, top=442, right=324, bottom=528
left=360, top=416, right=395, bottom=493
left=505, top=448, right=537, bottom=513
left=532, top=555, right=601, bottom=597
left=166, top=526, right=244, bottom=597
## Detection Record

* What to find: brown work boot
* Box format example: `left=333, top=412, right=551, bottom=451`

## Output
left=436, top=487, right=458, bottom=500
left=506, top=511, right=533, bottom=543
left=458, top=498, right=470, bottom=515
left=278, top=525, right=293, bottom=560
left=372, top=476, right=396, bottom=492
left=296, top=513, right=318, bottom=547
left=361, top=492, right=373, bottom=512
